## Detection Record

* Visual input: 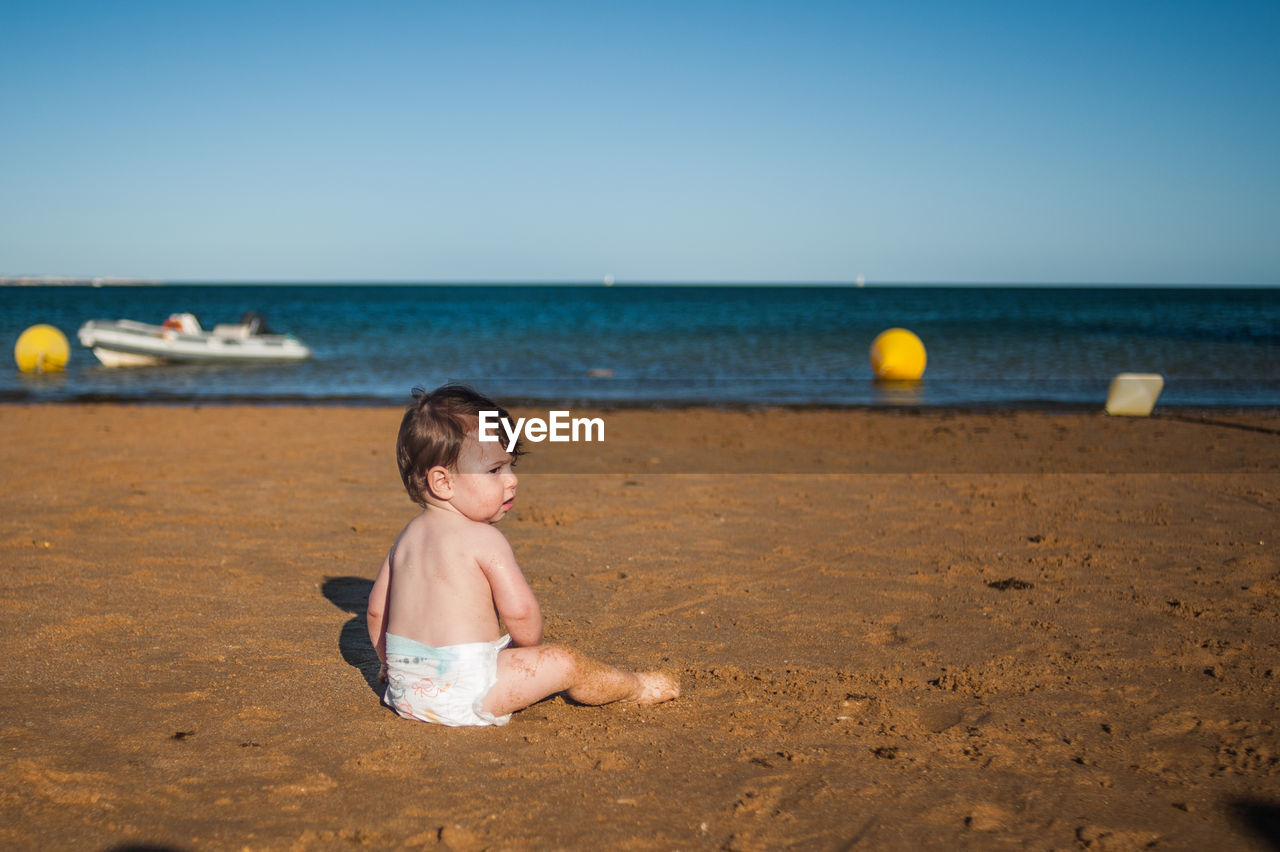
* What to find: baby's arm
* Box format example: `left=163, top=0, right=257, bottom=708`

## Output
left=478, top=529, right=543, bottom=647
left=367, top=550, right=392, bottom=666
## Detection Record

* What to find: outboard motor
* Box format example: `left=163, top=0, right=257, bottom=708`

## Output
left=239, top=311, right=272, bottom=335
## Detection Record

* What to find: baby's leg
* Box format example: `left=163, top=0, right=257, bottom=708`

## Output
left=483, top=644, right=678, bottom=717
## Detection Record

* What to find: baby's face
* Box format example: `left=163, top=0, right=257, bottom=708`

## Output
left=448, top=431, right=518, bottom=523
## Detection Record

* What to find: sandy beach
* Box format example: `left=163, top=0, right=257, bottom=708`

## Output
left=1, top=403, right=1277, bottom=851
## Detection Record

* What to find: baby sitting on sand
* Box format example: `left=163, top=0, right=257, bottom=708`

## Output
left=366, top=383, right=679, bottom=726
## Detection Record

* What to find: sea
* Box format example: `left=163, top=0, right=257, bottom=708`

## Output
left=2, top=284, right=1278, bottom=409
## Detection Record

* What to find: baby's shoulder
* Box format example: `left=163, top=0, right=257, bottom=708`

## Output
left=395, top=511, right=436, bottom=546
left=400, top=510, right=509, bottom=555
left=457, top=518, right=512, bottom=557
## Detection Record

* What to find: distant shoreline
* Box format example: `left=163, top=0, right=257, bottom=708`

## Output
left=0, top=277, right=160, bottom=287
left=3, top=278, right=1276, bottom=289
left=2, top=396, right=1278, bottom=416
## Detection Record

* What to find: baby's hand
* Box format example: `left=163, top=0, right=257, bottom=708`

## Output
left=377, top=662, right=388, bottom=683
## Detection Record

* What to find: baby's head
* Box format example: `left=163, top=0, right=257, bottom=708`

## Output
left=396, top=383, right=523, bottom=508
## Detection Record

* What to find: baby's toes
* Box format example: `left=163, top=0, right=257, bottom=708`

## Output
left=635, top=671, right=680, bottom=705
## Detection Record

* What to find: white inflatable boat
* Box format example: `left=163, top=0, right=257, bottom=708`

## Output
left=77, top=312, right=312, bottom=367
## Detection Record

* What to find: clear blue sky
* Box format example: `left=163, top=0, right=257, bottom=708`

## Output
left=2, top=1, right=1277, bottom=284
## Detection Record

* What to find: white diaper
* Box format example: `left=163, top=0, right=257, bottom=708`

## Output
left=383, top=633, right=512, bottom=727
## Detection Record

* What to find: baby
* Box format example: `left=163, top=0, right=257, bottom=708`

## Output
left=366, top=384, right=679, bottom=726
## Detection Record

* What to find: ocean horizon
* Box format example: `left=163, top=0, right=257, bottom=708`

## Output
left=4, top=278, right=1277, bottom=287
left=4, top=283, right=1278, bottom=409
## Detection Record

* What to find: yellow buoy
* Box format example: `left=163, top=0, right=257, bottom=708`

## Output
left=14, top=324, right=70, bottom=373
left=870, top=328, right=926, bottom=381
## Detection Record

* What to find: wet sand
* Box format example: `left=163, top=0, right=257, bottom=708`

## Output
left=1, top=403, right=1278, bottom=850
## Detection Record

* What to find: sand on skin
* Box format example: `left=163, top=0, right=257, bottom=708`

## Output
left=0, top=404, right=1278, bottom=850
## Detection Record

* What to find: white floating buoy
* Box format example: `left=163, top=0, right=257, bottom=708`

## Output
left=1105, top=373, right=1164, bottom=416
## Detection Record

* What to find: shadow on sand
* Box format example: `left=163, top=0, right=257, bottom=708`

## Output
left=1230, top=798, right=1280, bottom=851
left=321, top=576, right=382, bottom=696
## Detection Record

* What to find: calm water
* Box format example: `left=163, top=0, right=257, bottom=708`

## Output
left=3, top=284, right=1277, bottom=408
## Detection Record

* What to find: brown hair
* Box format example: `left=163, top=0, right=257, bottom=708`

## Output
left=396, top=383, right=522, bottom=506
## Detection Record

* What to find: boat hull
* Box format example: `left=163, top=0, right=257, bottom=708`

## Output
left=77, top=319, right=312, bottom=366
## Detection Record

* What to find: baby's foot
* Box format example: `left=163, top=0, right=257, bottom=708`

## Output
left=630, top=671, right=680, bottom=705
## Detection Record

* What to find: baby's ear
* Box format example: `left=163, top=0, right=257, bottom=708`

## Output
left=425, top=465, right=453, bottom=500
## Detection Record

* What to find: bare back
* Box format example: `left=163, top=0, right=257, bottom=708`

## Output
left=382, top=509, right=505, bottom=647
